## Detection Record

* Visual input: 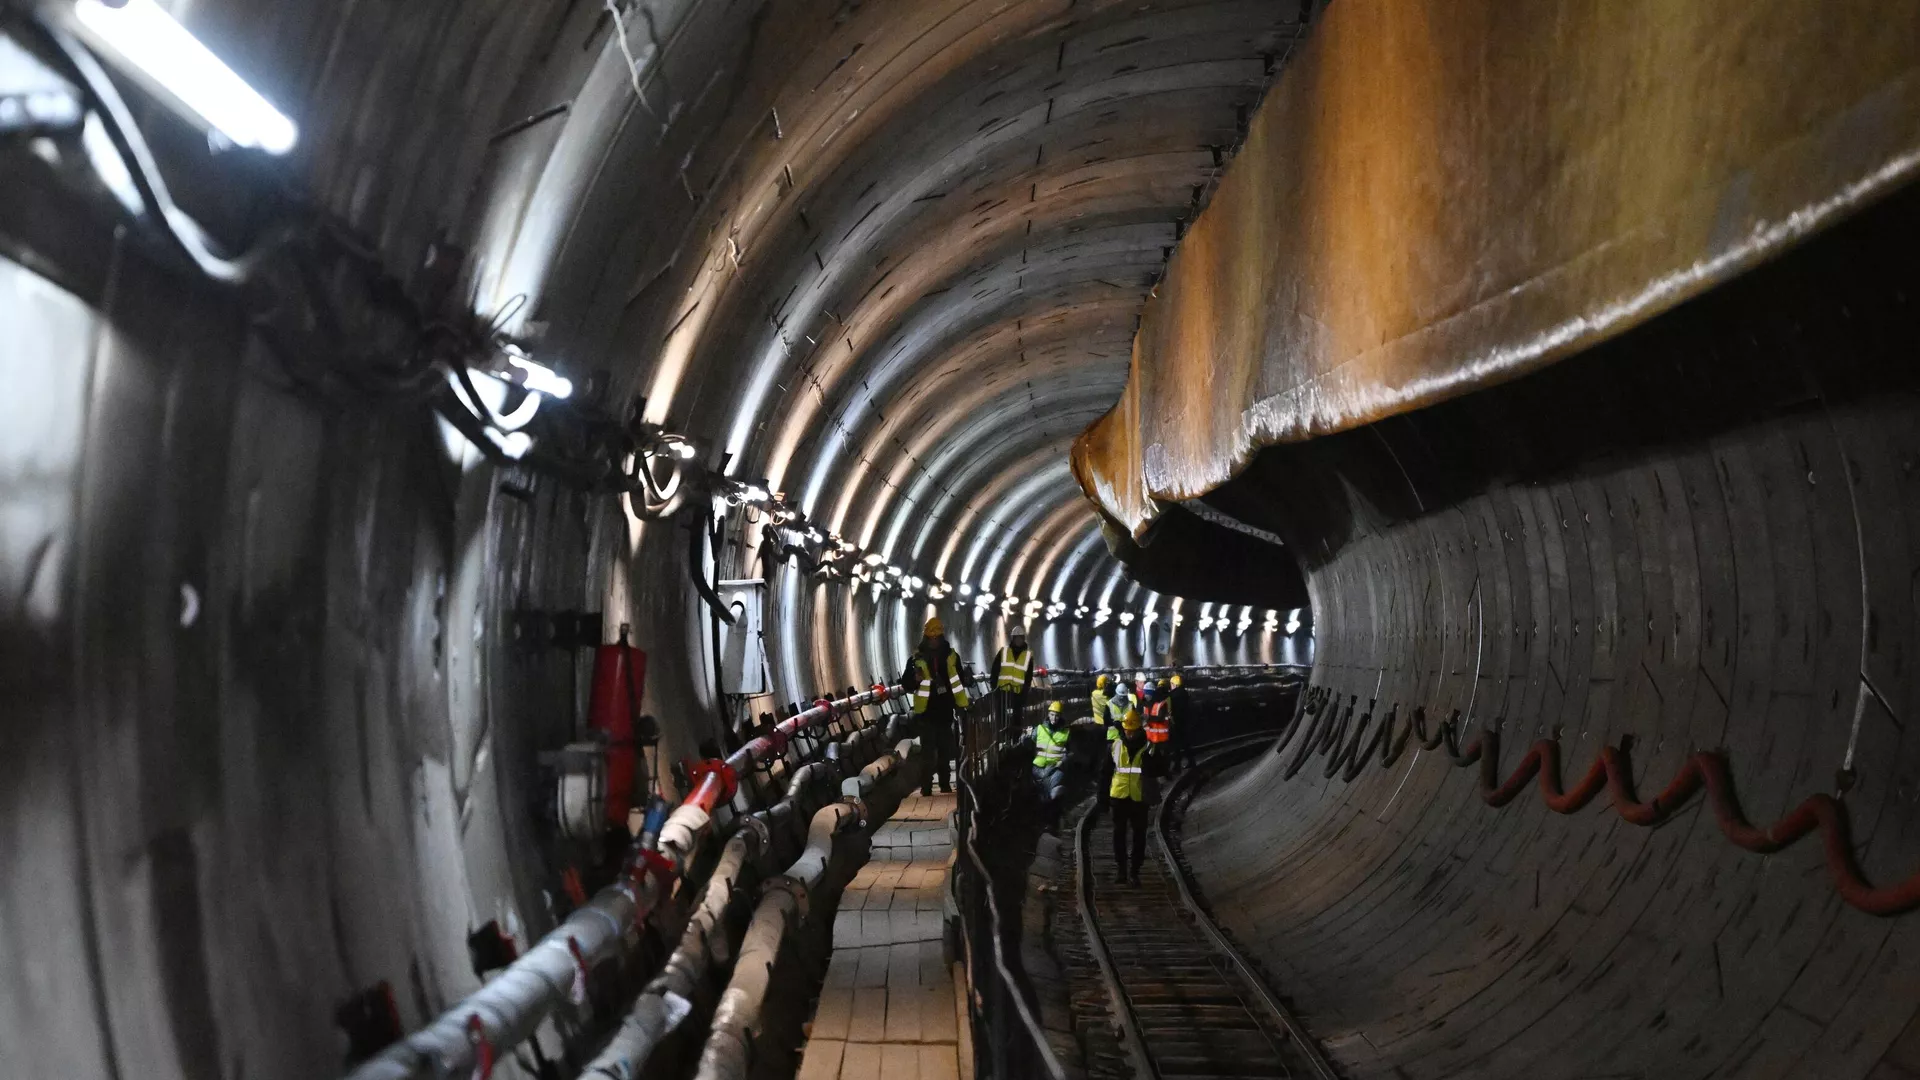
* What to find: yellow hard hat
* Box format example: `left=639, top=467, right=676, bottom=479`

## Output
left=1171, top=674, right=1183, bottom=688
left=1121, top=708, right=1143, bottom=731
left=1095, top=674, right=1110, bottom=689
left=1047, top=701, right=1064, bottom=714
left=924, top=616, right=945, bottom=637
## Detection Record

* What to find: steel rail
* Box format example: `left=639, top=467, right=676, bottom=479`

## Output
left=1155, top=738, right=1342, bottom=1080
left=1073, top=801, right=1161, bottom=1080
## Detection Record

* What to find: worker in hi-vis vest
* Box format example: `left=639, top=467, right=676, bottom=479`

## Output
left=901, top=616, right=970, bottom=795
left=1166, top=672, right=1194, bottom=771
left=1089, top=673, right=1115, bottom=731
left=1109, top=707, right=1153, bottom=885
left=1029, top=700, right=1071, bottom=830
left=991, top=625, right=1035, bottom=738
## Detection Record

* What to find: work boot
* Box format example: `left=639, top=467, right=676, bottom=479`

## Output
left=1113, top=869, right=1129, bottom=886
left=1129, top=872, right=1142, bottom=887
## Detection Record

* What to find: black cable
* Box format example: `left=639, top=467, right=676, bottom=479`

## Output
left=18, top=12, right=283, bottom=284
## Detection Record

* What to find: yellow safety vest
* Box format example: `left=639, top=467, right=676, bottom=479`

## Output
left=909, top=651, right=971, bottom=713
left=1110, top=739, right=1148, bottom=801
left=995, top=647, right=1032, bottom=692
left=1032, top=724, right=1069, bottom=767
left=1089, top=689, right=1112, bottom=725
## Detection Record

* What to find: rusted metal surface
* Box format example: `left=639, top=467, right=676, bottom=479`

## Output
left=1075, top=0, right=1920, bottom=536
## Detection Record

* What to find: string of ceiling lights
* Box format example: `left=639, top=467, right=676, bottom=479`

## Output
left=3, top=0, right=727, bottom=521
left=12, top=0, right=1311, bottom=644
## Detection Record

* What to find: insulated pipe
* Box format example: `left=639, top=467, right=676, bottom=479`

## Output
left=694, top=798, right=872, bottom=1080
left=345, top=888, right=644, bottom=1080
left=580, top=825, right=768, bottom=1080
left=346, top=683, right=903, bottom=1080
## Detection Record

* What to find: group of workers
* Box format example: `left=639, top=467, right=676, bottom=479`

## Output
left=896, top=616, right=1038, bottom=797
left=897, top=617, right=1194, bottom=886
left=1052, top=670, right=1192, bottom=884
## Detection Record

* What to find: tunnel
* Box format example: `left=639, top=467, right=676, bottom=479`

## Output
left=4, top=1, right=1919, bottom=1078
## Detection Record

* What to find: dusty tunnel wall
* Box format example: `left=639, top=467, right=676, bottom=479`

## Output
left=1182, top=184, right=1920, bottom=1078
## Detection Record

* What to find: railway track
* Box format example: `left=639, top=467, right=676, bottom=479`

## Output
left=1068, top=737, right=1339, bottom=1080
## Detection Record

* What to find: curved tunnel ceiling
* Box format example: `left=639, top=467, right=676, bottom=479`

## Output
left=56, top=1, right=1920, bottom=1078
left=491, top=0, right=1307, bottom=688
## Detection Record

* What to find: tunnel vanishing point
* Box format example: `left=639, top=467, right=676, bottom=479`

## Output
left=6, top=0, right=1920, bottom=1078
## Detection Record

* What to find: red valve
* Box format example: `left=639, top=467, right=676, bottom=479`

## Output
left=561, top=865, right=587, bottom=908
left=566, top=937, right=590, bottom=1006
left=687, top=758, right=738, bottom=804
left=633, top=846, right=676, bottom=890
left=465, top=1014, right=494, bottom=1080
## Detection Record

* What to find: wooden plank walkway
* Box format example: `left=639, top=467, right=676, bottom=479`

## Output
left=798, top=793, right=971, bottom=1080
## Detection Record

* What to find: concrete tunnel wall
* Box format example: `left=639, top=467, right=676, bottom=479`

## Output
left=9, top=0, right=1918, bottom=1077
left=1, top=1, right=1305, bottom=1076
left=1182, top=182, right=1920, bottom=1079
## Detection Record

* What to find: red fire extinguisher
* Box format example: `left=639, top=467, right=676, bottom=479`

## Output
left=588, top=624, right=648, bottom=829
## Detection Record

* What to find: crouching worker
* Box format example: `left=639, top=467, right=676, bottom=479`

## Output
left=1110, top=707, right=1151, bottom=886
left=1029, top=701, right=1071, bottom=830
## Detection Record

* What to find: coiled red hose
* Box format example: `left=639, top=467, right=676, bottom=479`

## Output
left=1277, top=688, right=1920, bottom=916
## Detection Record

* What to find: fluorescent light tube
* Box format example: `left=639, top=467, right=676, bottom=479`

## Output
left=74, top=0, right=298, bottom=155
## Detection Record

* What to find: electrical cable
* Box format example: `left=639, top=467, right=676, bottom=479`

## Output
left=16, top=7, right=730, bottom=518
left=1272, top=685, right=1920, bottom=916
left=19, top=12, right=283, bottom=284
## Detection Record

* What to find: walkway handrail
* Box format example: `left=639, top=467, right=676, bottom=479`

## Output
left=955, top=777, right=1069, bottom=1080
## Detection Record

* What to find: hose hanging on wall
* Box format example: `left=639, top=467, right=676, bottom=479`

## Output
left=20, top=15, right=280, bottom=283
left=1272, top=686, right=1920, bottom=915
left=11, top=7, right=717, bottom=514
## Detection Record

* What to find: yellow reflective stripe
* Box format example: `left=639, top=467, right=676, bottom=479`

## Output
left=910, top=658, right=932, bottom=713
left=996, top=649, right=1032, bottom=689
left=946, top=654, right=970, bottom=706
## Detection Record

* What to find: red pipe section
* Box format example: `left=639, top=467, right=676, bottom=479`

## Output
left=1280, top=689, right=1920, bottom=916
left=680, top=684, right=899, bottom=815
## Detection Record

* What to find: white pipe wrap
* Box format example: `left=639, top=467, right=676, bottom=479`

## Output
left=777, top=802, right=857, bottom=902
left=346, top=887, right=637, bottom=1080
left=659, top=803, right=713, bottom=868
left=577, top=827, right=764, bottom=1079
left=692, top=888, right=801, bottom=1080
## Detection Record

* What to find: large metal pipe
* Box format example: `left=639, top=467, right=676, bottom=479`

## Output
left=345, top=684, right=902, bottom=1080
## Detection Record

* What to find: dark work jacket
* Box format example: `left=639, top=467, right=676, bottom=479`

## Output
left=902, top=641, right=961, bottom=706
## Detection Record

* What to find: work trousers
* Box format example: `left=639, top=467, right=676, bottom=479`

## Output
left=1169, top=721, right=1193, bottom=771
left=1031, top=763, right=1065, bottom=827
left=995, top=688, right=1027, bottom=739
left=917, top=703, right=956, bottom=794
left=1111, top=798, right=1148, bottom=878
